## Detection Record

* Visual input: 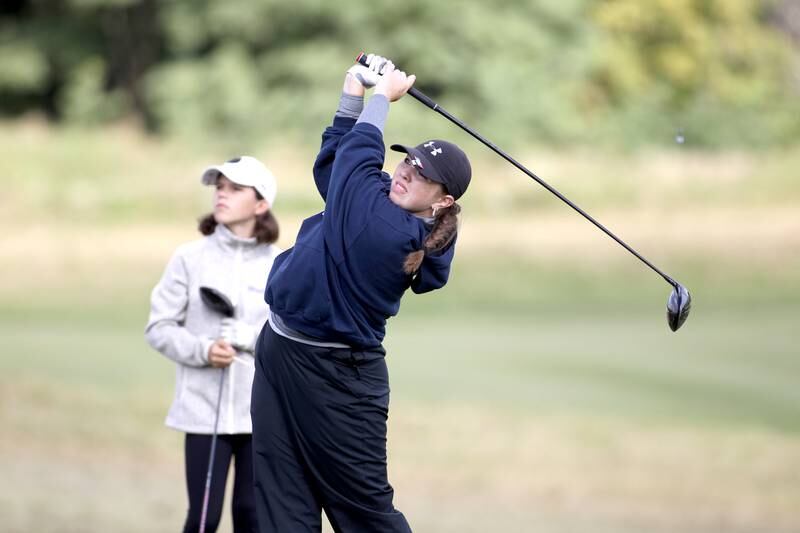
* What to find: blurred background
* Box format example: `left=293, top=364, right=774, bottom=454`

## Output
left=1, top=1, right=799, bottom=532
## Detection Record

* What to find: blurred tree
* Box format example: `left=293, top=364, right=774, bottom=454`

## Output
left=0, top=0, right=160, bottom=124
left=0, top=0, right=797, bottom=148
left=770, top=0, right=800, bottom=42
left=143, top=0, right=601, bottom=145
left=588, top=0, right=800, bottom=146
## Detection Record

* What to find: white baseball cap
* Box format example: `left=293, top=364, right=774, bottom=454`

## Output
left=201, top=156, right=277, bottom=207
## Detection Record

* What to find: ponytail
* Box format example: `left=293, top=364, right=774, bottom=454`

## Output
left=403, top=203, right=461, bottom=274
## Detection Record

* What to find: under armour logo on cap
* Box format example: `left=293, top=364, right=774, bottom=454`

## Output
left=424, top=141, right=443, bottom=156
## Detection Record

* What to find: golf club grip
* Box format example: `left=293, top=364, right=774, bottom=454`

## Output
left=354, top=52, right=438, bottom=110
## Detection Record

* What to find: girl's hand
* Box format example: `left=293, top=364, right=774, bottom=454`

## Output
left=208, top=339, right=235, bottom=368
left=220, top=318, right=258, bottom=352
left=374, top=64, right=416, bottom=102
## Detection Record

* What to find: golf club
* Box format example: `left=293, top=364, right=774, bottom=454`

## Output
left=356, top=52, right=692, bottom=331
left=197, top=286, right=235, bottom=533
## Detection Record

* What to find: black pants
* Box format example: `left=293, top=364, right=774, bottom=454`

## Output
left=251, top=323, right=411, bottom=533
left=183, top=433, right=258, bottom=533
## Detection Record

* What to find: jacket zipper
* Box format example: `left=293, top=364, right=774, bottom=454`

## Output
left=226, top=245, right=243, bottom=433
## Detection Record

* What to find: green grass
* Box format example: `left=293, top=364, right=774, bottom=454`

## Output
left=2, top=287, right=799, bottom=533
left=4, top=267, right=798, bottom=434
left=4, top=120, right=800, bottom=226
left=389, top=310, right=800, bottom=430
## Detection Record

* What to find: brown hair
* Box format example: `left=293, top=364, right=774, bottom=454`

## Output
left=198, top=187, right=279, bottom=244
left=402, top=203, right=461, bottom=274
left=198, top=210, right=279, bottom=244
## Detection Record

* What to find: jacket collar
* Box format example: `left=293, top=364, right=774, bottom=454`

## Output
left=212, top=223, right=258, bottom=251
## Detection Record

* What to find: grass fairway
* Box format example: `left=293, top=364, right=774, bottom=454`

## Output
left=2, top=261, right=798, bottom=533
left=2, top=122, right=799, bottom=532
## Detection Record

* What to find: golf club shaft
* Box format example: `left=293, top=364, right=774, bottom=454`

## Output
left=199, top=368, right=226, bottom=533
left=356, top=53, right=678, bottom=288
left=416, top=98, right=679, bottom=288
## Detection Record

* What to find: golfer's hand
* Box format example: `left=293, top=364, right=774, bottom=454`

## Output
left=345, top=54, right=391, bottom=94
left=208, top=339, right=235, bottom=368
left=374, top=64, right=415, bottom=102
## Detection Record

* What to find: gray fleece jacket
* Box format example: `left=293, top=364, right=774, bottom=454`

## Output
left=145, top=223, right=281, bottom=434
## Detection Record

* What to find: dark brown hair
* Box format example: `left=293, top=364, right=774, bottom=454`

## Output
left=403, top=202, right=461, bottom=274
left=198, top=211, right=279, bottom=244
left=197, top=190, right=279, bottom=244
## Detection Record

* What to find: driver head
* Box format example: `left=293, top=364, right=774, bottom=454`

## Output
left=667, top=283, right=691, bottom=332
left=199, top=286, right=235, bottom=318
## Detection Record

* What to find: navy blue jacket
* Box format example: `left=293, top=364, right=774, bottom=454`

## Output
left=265, top=116, right=455, bottom=349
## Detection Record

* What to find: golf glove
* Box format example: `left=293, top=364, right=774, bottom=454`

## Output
left=219, top=318, right=258, bottom=352
left=346, top=54, right=393, bottom=88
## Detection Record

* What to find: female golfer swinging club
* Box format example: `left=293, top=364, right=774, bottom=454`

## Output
left=146, top=157, right=282, bottom=533
left=251, top=54, right=471, bottom=532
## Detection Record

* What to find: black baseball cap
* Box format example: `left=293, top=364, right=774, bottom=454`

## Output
left=390, top=140, right=471, bottom=200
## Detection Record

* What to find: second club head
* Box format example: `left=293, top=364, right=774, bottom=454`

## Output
left=199, top=286, right=235, bottom=318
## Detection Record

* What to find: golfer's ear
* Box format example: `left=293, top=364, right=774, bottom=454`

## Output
left=434, top=195, right=455, bottom=210
left=255, top=199, right=270, bottom=216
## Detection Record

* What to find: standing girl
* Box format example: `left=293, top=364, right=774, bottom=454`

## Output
left=251, top=56, right=472, bottom=532
left=146, top=156, right=282, bottom=533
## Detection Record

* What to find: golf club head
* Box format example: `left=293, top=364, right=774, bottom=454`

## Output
left=199, top=286, right=235, bottom=318
left=666, top=283, right=691, bottom=332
